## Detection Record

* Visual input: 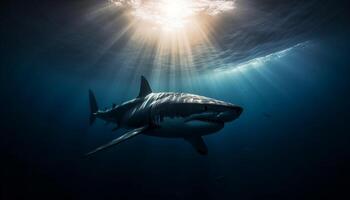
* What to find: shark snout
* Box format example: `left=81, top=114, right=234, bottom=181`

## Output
left=235, top=106, right=243, bottom=116
left=216, top=105, right=243, bottom=122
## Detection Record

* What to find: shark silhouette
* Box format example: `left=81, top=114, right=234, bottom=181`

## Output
left=87, top=76, right=243, bottom=156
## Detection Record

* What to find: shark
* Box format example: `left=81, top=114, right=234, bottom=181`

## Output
left=86, top=76, right=243, bottom=156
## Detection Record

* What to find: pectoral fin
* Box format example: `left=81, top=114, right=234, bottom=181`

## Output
left=184, top=136, right=208, bottom=155
left=86, top=126, right=148, bottom=156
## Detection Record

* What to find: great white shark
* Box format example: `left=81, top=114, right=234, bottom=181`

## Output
left=86, top=76, right=243, bottom=156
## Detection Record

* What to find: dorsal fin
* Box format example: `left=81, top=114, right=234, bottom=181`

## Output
left=137, top=76, right=152, bottom=98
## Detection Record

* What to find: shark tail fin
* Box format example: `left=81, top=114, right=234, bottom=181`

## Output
left=89, top=89, right=98, bottom=125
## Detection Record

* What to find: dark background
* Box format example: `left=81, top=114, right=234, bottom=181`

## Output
left=1, top=0, right=350, bottom=199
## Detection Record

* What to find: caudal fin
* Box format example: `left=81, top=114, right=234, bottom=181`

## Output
left=89, top=89, right=98, bottom=125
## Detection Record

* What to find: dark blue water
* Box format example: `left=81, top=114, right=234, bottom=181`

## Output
left=2, top=1, right=350, bottom=200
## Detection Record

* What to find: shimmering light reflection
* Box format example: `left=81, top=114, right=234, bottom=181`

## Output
left=99, top=0, right=235, bottom=78
left=110, top=0, right=234, bottom=31
left=88, top=0, right=311, bottom=88
left=214, top=42, right=310, bottom=74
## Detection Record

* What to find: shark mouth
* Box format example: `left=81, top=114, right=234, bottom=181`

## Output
left=184, top=112, right=224, bottom=124
left=188, top=118, right=224, bottom=125
left=184, top=109, right=242, bottom=124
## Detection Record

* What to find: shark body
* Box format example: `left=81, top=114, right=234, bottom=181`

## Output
left=87, top=76, right=243, bottom=156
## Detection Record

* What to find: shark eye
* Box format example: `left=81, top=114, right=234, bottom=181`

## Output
left=204, top=106, right=208, bottom=111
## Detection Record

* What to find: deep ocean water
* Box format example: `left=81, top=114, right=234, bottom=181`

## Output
left=1, top=0, right=350, bottom=199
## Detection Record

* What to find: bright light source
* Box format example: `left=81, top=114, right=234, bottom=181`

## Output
left=110, top=0, right=234, bottom=31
